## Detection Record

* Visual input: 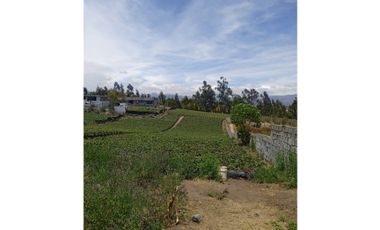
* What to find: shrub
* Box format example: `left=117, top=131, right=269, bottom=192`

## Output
left=231, top=103, right=261, bottom=127
left=253, top=150, right=297, bottom=188
left=254, top=165, right=278, bottom=183
left=231, top=103, right=261, bottom=145
left=197, top=153, right=221, bottom=181
left=237, top=125, right=251, bottom=145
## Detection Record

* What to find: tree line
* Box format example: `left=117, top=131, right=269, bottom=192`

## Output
left=169, top=77, right=296, bottom=119
left=84, top=76, right=297, bottom=119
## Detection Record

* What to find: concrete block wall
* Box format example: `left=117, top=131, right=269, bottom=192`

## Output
left=251, top=125, right=297, bottom=163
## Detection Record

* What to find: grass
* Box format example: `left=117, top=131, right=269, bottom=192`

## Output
left=253, top=150, right=297, bottom=188
left=84, top=112, right=109, bottom=125
left=208, top=188, right=229, bottom=200
left=84, top=109, right=261, bottom=229
left=127, top=105, right=164, bottom=113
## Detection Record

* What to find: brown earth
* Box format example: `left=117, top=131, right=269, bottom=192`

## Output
left=171, top=179, right=296, bottom=230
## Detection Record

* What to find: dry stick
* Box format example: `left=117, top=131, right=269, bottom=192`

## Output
left=164, top=186, right=181, bottom=226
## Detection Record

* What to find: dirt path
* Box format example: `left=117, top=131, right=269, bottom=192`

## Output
left=171, top=179, right=296, bottom=230
left=169, top=116, right=184, bottom=130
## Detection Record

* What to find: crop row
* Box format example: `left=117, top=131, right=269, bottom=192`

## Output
left=84, top=109, right=260, bottom=229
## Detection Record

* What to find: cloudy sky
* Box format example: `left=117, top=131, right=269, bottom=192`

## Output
left=84, top=0, right=296, bottom=96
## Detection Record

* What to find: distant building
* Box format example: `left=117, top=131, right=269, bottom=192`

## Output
left=113, top=102, right=127, bottom=115
left=84, top=95, right=109, bottom=111
left=124, top=97, right=159, bottom=107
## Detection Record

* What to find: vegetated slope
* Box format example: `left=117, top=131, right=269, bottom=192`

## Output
left=84, top=109, right=259, bottom=229
left=84, top=111, right=178, bottom=134
left=84, top=112, right=109, bottom=125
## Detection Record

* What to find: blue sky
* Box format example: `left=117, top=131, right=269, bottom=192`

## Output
left=84, top=0, right=297, bottom=96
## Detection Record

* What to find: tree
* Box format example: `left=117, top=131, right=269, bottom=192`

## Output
left=215, top=76, right=233, bottom=113
left=270, top=99, right=286, bottom=117
left=107, top=90, right=119, bottom=113
left=194, top=81, right=216, bottom=112
left=230, top=103, right=261, bottom=145
left=174, top=93, right=181, bottom=108
left=95, top=86, right=108, bottom=96
left=232, top=94, right=244, bottom=106
left=257, top=91, right=272, bottom=116
left=288, top=97, right=297, bottom=119
left=158, top=91, right=166, bottom=105
left=127, top=84, right=134, bottom=96
left=242, top=88, right=259, bottom=105
left=135, top=89, right=140, bottom=97
left=181, top=96, right=193, bottom=110
left=120, top=83, right=125, bottom=95
left=113, top=82, right=120, bottom=92
left=84, top=87, right=88, bottom=95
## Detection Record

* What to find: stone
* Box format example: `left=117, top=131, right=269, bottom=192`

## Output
left=192, top=214, right=202, bottom=223
left=227, top=170, right=249, bottom=179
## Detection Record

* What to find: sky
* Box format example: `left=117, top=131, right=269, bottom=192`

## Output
left=84, top=0, right=297, bottom=96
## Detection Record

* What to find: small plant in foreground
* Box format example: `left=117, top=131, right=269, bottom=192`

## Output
left=197, top=153, right=222, bottom=181
left=253, top=150, right=297, bottom=188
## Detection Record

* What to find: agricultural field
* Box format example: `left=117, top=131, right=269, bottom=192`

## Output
left=84, top=109, right=262, bottom=229
left=127, top=105, right=164, bottom=113
left=84, top=112, right=109, bottom=125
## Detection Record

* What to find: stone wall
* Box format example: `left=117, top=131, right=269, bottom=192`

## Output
left=250, top=125, right=297, bottom=163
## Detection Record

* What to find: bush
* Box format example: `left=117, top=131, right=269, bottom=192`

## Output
left=254, top=165, right=278, bottom=183
left=197, top=153, right=221, bottom=181
left=253, top=150, right=297, bottom=188
left=231, top=103, right=261, bottom=145
left=231, top=103, right=261, bottom=127
left=237, top=125, right=251, bottom=145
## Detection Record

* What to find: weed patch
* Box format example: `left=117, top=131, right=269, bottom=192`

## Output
left=253, top=150, right=297, bottom=188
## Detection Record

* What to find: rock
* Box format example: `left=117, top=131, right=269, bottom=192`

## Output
left=191, top=214, right=201, bottom=223
left=227, top=170, right=249, bottom=179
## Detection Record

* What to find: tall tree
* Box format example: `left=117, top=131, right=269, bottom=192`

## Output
left=174, top=93, right=181, bottom=108
left=84, top=87, right=88, bottom=95
left=95, top=86, right=108, bottom=96
left=288, top=97, right=297, bottom=119
left=194, top=81, right=216, bottom=112
left=242, top=88, right=259, bottom=105
left=215, top=76, right=233, bottom=113
left=135, top=89, right=140, bottom=97
left=120, top=83, right=125, bottom=95
left=158, top=91, right=166, bottom=105
left=259, top=91, right=272, bottom=116
left=127, top=84, right=134, bottom=96
left=113, top=82, right=120, bottom=92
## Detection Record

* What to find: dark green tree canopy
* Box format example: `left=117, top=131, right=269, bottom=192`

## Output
left=242, top=88, right=259, bottom=105
left=231, top=103, right=261, bottom=126
left=158, top=91, right=166, bottom=105
left=215, top=76, right=233, bottom=113
left=194, top=81, right=216, bottom=112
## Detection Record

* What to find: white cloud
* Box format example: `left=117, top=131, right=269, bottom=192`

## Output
left=84, top=0, right=297, bottom=96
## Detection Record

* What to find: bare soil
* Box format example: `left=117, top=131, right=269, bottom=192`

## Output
left=169, top=116, right=185, bottom=130
left=171, top=179, right=296, bottom=230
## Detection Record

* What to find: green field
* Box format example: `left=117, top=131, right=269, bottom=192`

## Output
left=84, top=109, right=260, bottom=229
left=127, top=105, right=164, bottom=113
left=84, top=112, right=109, bottom=125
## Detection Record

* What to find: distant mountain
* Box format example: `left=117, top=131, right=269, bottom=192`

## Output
left=270, top=94, right=296, bottom=106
